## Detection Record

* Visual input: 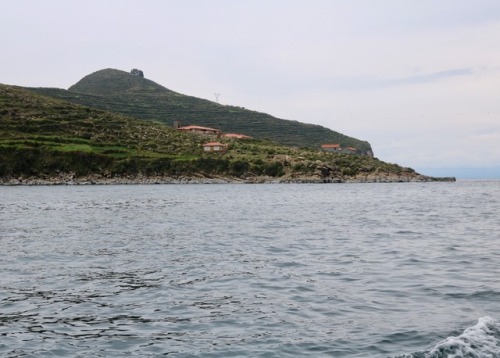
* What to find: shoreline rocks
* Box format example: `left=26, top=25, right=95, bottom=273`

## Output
left=0, top=172, right=456, bottom=186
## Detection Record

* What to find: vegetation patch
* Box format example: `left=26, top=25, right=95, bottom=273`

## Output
left=1, top=84, right=428, bottom=183
left=28, top=68, right=372, bottom=153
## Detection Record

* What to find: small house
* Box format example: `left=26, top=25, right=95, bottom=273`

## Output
left=202, top=142, right=228, bottom=153
left=321, top=144, right=342, bottom=152
left=177, top=125, right=221, bottom=136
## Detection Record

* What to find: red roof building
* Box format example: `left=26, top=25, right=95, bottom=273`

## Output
left=321, top=143, right=342, bottom=152
left=202, top=142, right=228, bottom=153
left=178, top=125, right=221, bottom=136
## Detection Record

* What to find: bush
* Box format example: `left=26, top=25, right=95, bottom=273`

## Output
left=230, top=160, right=249, bottom=177
left=250, top=162, right=265, bottom=175
left=145, top=158, right=173, bottom=175
left=195, top=157, right=229, bottom=174
left=292, top=163, right=306, bottom=172
left=264, top=162, right=284, bottom=177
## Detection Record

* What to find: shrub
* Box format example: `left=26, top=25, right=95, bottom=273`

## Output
left=195, top=157, right=229, bottom=174
left=264, top=162, right=284, bottom=177
left=230, top=160, right=249, bottom=177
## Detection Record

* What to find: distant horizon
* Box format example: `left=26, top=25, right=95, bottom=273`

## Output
left=417, top=167, right=500, bottom=179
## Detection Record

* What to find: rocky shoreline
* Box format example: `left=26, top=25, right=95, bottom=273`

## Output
left=0, top=172, right=456, bottom=185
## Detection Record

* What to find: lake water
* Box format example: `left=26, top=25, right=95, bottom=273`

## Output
left=1, top=181, right=500, bottom=357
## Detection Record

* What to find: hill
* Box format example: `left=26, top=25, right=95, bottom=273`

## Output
left=29, top=68, right=372, bottom=154
left=1, top=83, right=448, bottom=184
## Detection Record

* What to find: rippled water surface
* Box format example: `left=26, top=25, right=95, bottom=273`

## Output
left=1, top=181, right=500, bottom=357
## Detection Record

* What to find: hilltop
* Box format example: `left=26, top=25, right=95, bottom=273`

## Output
left=29, top=68, right=372, bottom=154
left=0, top=83, right=450, bottom=184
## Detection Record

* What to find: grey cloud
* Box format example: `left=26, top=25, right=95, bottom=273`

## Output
left=398, top=68, right=474, bottom=84
left=327, top=68, right=474, bottom=92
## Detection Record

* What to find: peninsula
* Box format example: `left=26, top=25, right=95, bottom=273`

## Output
left=0, top=70, right=454, bottom=185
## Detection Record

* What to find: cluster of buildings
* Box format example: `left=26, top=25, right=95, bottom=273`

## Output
left=174, top=122, right=252, bottom=153
left=173, top=122, right=361, bottom=155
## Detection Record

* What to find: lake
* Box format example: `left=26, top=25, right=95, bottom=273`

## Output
left=1, top=181, right=499, bottom=357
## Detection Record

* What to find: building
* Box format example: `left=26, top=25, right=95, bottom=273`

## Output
left=202, top=142, right=228, bottom=153
left=321, top=144, right=342, bottom=152
left=321, top=144, right=359, bottom=154
left=177, top=125, right=221, bottom=136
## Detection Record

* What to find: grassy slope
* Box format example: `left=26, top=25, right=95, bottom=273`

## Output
left=1, top=83, right=420, bottom=182
left=29, top=69, right=372, bottom=153
left=0, top=84, right=203, bottom=177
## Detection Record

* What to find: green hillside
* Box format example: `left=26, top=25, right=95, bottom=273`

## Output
left=0, top=84, right=204, bottom=177
left=29, top=68, right=372, bottom=153
left=1, top=83, right=435, bottom=184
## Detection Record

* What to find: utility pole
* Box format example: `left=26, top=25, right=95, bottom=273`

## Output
left=214, top=93, right=220, bottom=103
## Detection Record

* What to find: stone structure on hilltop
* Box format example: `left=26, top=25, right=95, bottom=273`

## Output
left=130, top=69, right=144, bottom=77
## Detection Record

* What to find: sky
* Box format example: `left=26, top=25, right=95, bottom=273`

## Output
left=2, top=0, right=500, bottom=178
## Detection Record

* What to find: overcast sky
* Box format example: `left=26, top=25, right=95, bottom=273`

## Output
left=2, top=1, right=500, bottom=177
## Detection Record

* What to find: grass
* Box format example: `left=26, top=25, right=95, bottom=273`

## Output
left=28, top=68, right=373, bottom=153
left=0, top=83, right=422, bottom=182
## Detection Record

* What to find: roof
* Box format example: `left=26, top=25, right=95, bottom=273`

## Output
left=321, top=144, right=341, bottom=149
left=178, top=125, right=221, bottom=132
